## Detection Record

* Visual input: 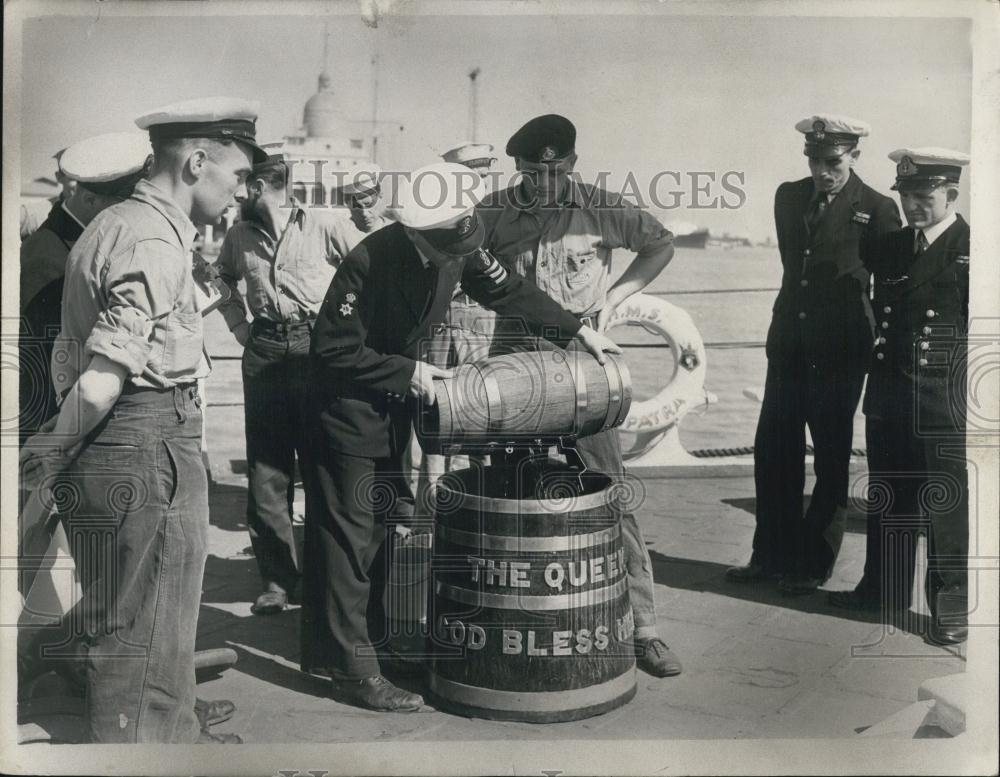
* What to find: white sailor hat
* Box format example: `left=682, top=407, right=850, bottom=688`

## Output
left=134, top=96, right=268, bottom=163
left=888, top=147, right=970, bottom=190
left=440, top=141, right=497, bottom=168
left=795, top=113, right=871, bottom=158
left=390, top=162, right=487, bottom=255
left=57, top=132, right=152, bottom=197
left=340, top=164, right=382, bottom=197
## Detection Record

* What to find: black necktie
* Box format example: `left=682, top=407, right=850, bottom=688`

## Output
left=915, top=230, right=929, bottom=256
left=807, top=194, right=828, bottom=231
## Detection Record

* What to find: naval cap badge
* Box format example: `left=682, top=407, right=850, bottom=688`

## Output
left=457, top=215, right=473, bottom=237
left=540, top=145, right=557, bottom=161
left=812, top=119, right=826, bottom=140
left=898, top=155, right=916, bottom=176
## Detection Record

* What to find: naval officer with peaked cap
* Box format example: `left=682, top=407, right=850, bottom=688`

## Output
left=338, top=163, right=391, bottom=236
left=19, top=132, right=152, bottom=444
left=728, top=113, right=901, bottom=594
left=301, top=162, right=622, bottom=712
left=830, top=148, right=971, bottom=646
left=405, top=141, right=503, bottom=509
left=20, top=97, right=266, bottom=744
left=441, top=141, right=498, bottom=178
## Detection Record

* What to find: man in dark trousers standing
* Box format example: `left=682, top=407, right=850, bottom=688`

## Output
left=301, top=163, right=621, bottom=711
left=216, top=147, right=359, bottom=615
left=727, top=114, right=901, bottom=594
left=830, top=148, right=971, bottom=646
left=20, top=96, right=266, bottom=743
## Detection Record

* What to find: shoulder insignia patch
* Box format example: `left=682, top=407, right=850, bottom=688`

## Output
left=339, top=302, right=354, bottom=317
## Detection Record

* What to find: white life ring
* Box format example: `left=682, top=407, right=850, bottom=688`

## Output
left=605, top=293, right=708, bottom=440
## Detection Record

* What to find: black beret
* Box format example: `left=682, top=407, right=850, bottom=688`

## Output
left=505, top=114, right=576, bottom=163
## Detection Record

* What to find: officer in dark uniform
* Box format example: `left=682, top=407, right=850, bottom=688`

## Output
left=727, top=114, right=901, bottom=594
left=18, top=133, right=151, bottom=444
left=830, top=148, right=971, bottom=646
left=302, top=162, right=621, bottom=712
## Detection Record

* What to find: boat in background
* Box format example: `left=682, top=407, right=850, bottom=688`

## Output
left=667, top=220, right=710, bottom=249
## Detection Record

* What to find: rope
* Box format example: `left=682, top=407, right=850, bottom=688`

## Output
left=689, top=445, right=867, bottom=458
left=646, top=287, right=779, bottom=296
left=613, top=341, right=765, bottom=349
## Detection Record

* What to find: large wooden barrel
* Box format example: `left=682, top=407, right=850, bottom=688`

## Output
left=416, top=351, right=631, bottom=455
left=428, top=461, right=637, bottom=722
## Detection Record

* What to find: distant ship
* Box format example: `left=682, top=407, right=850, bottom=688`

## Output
left=672, top=228, right=710, bottom=249
left=667, top=221, right=710, bottom=249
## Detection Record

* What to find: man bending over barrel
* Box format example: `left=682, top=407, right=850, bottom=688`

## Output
left=479, top=114, right=682, bottom=678
left=302, top=162, right=621, bottom=712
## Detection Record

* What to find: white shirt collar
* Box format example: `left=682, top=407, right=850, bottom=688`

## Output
left=61, top=201, right=87, bottom=230
left=920, top=212, right=957, bottom=248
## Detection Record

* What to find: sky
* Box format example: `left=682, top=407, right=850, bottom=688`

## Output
left=14, top=4, right=973, bottom=242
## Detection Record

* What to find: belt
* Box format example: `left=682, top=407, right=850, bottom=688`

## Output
left=121, top=381, right=198, bottom=396
left=577, top=310, right=602, bottom=329
left=251, top=317, right=314, bottom=336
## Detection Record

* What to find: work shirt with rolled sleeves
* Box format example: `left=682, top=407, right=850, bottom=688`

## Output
left=215, top=201, right=358, bottom=329
left=52, top=179, right=207, bottom=393
left=479, top=182, right=674, bottom=315
left=864, top=215, right=970, bottom=431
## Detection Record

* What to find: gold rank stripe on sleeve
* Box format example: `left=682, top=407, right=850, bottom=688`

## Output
left=481, top=252, right=508, bottom=284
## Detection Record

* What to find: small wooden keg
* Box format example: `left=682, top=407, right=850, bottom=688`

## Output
left=416, top=351, right=631, bottom=454
left=428, top=462, right=637, bottom=723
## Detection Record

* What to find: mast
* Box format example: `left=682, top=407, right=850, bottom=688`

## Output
left=468, top=67, right=481, bottom=142
left=372, top=52, right=380, bottom=164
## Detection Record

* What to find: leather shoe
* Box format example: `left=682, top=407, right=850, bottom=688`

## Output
left=778, top=576, right=823, bottom=596
left=288, top=578, right=303, bottom=605
left=194, top=697, right=235, bottom=728
left=196, top=730, right=242, bottom=744
left=635, top=637, right=683, bottom=677
left=927, top=623, right=968, bottom=646
left=329, top=675, right=424, bottom=712
left=725, top=563, right=775, bottom=582
left=251, top=584, right=288, bottom=615
left=828, top=588, right=879, bottom=611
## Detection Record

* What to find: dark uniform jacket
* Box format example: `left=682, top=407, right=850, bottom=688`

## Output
left=768, top=172, right=900, bottom=367
left=20, top=203, right=84, bottom=314
left=19, top=204, right=85, bottom=441
left=864, top=215, right=970, bottom=433
left=310, top=222, right=583, bottom=458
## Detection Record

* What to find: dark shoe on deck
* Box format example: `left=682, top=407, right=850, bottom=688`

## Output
left=635, top=637, right=683, bottom=677
left=778, top=576, right=823, bottom=596
left=194, top=698, right=235, bottom=728
left=828, top=588, right=880, bottom=611
left=725, top=563, right=777, bottom=583
left=251, top=584, right=288, bottom=615
left=926, top=621, right=968, bottom=646
left=196, top=730, right=242, bottom=744
left=329, top=675, right=424, bottom=712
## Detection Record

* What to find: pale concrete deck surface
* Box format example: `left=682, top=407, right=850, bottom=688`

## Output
left=195, top=388, right=965, bottom=743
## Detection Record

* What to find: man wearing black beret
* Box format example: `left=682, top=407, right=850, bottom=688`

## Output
left=480, top=113, right=683, bottom=678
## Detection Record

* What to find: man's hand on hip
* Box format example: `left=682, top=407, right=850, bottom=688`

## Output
left=232, top=321, right=250, bottom=347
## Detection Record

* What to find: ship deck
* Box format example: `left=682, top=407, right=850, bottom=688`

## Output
left=185, top=318, right=966, bottom=745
